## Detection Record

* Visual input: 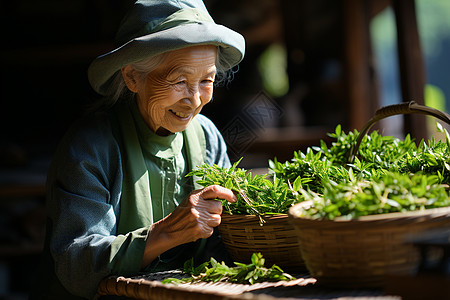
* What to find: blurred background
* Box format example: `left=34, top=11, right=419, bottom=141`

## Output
left=0, top=0, right=450, bottom=298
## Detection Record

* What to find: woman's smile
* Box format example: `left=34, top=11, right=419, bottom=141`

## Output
left=169, top=109, right=192, bottom=119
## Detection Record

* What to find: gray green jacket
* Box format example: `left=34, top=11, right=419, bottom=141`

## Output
left=30, top=100, right=231, bottom=299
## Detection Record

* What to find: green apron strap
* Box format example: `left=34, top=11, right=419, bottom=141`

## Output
left=111, top=102, right=153, bottom=234
left=183, top=117, right=207, bottom=190
left=182, top=116, right=209, bottom=262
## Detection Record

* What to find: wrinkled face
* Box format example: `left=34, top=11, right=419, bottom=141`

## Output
left=132, top=45, right=217, bottom=134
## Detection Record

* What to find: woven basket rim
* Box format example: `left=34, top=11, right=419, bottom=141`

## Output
left=221, top=213, right=287, bottom=219
left=288, top=200, right=450, bottom=223
left=219, top=213, right=289, bottom=226
left=219, top=213, right=294, bottom=230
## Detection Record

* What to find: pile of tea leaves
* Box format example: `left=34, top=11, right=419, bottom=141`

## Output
left=270, top=124, right=450, bottom=194
left=162, top=253, right=295, bottom=285
left=296, top=170, right=450, bottom=220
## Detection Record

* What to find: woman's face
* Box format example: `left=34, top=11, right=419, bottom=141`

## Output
left=131, top=45, right=217, bottom=134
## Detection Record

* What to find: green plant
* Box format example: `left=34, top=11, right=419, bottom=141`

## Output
left=162, top=253, right=295, bottom=285
left=269, top=123, right=450, bottom=220
left=296, top=170, right=450, bottom=220
left=189, top=124, right=450, bottom=220
left=270, top=124, right=450, bottom=192
left=187, top=159, right=300, bottom=217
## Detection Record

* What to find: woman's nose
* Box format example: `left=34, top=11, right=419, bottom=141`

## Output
left=186, top=84, right=202, bottom=107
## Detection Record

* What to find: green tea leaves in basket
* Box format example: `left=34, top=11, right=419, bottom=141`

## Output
left=296, top=171, right=450, bottom=220
left=273, top=124, right=450, bottom=220
left=270, top=124, right=450, bottom=194
left=161, top=253, right=295, bottom=285
left=186, top=159, right=301, bottom=215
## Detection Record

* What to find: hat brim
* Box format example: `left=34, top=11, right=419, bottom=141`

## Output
left=88, top=22, right=245, bottom=96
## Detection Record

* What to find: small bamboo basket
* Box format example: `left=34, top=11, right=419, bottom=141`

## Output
left=288, top=101, right=450, bottom=287
left=218, top=213, right=306, bottom=272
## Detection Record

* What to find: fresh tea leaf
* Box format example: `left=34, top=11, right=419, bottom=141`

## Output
left=162, top=253, right=295, bottom=285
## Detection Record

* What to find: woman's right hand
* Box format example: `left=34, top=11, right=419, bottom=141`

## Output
left=141, top=185, right=237, bottom=267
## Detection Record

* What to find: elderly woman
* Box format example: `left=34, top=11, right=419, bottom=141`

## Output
left=30, top=0, right=245, bottom=299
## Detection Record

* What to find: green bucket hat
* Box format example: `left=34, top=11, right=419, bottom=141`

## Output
left=88, top=0, right=246, bottom=96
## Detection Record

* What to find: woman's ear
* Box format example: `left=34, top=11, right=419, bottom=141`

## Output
left=121, top=66, right=139, bottom=93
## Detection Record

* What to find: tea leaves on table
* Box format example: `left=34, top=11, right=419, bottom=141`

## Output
left=161, top=253, right=295, bottom=285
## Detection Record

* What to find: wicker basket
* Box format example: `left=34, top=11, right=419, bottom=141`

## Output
left=218, top=213, right=306, bottom=272
left=287, top=101, right=450, bottom=288
left=288, top=202, right=450, bottom=288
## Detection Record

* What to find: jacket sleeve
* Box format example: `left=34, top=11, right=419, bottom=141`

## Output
left=46, top=115, right=146, bottom=299
left=196, top=114, right=231, bottom=168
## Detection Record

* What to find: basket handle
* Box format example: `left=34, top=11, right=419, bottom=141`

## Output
left=348, top=101, right=450, bottom=163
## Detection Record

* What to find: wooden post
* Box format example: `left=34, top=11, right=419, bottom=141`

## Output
left=392, top=0, right=427, bottom=141
left=343, top=0, right=380, bottom=131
